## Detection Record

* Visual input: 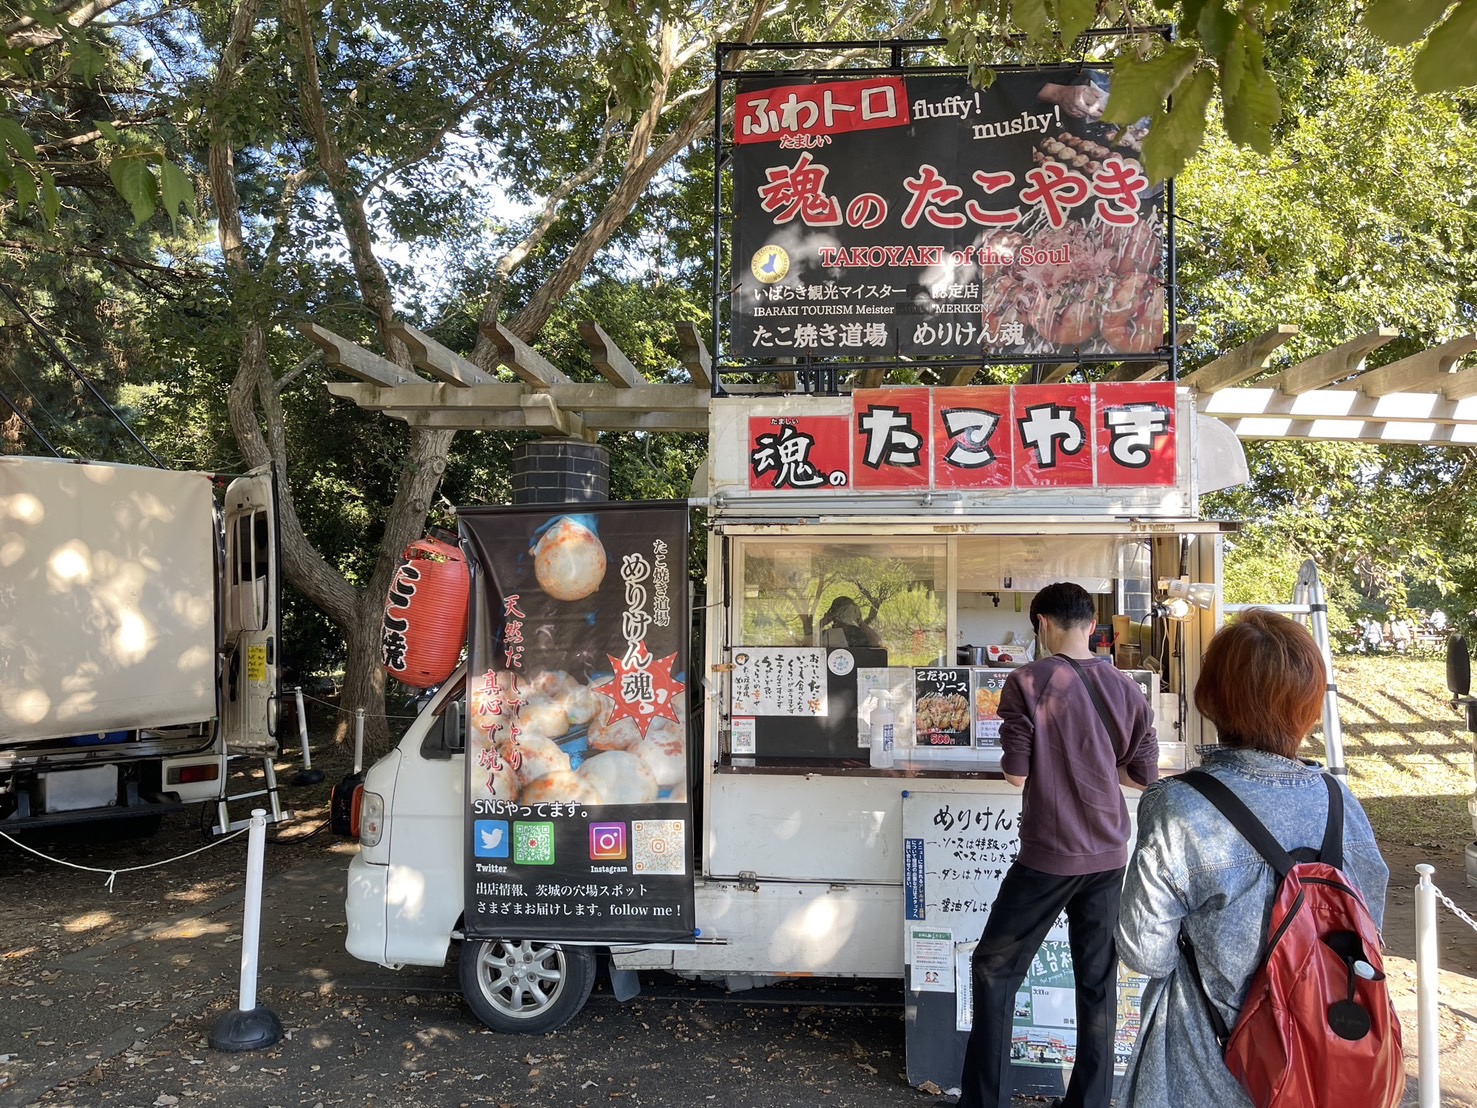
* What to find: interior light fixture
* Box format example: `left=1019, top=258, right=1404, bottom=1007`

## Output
left=1158, top=577, right=1218, bottom=621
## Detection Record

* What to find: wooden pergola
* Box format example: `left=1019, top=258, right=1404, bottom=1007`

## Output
left=306, top=320, right=1477, bottom=448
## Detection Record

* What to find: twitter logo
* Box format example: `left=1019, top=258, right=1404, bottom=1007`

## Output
left=473, top=820, right=509, bottom=858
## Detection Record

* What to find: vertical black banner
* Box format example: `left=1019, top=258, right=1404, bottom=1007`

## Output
left=459, top=503, right=694, bottom=943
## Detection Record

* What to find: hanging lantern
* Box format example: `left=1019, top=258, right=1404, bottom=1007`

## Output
left=382, top=536, right=469, bottom=688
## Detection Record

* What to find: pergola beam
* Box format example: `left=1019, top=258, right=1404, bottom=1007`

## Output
left=479, top=320, right=574, bottom=387
left=1215, top=416, right=1477, bottom=446
left=394, top=409, right=709, bottom=434
left=1180, top=324, right=1299, bottom=391
left=299, top=322, right=420, bottom=386
left=389, top=322, right=497, bottom=386
left=1099, top=362, right=1169, bottom=382
left=1198, top=386, right=1477, bottom=425
left=577, top=321, right=646, bottom=389
left=1258, top=327, right=1399, bottom=395
left=675, top=322, right=713, bottom=389
left=1337, top=334, right=1477, bottom=397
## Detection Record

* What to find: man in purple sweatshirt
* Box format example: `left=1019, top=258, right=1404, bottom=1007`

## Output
left=957, top=582, right=1158, bottom=1108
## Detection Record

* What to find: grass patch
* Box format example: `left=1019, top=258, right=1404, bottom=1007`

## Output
left=1316, top=654, right=1474, bottom=850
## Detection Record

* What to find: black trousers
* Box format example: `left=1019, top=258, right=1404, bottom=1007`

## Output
left=957, top=862, right=1125, bottom=1108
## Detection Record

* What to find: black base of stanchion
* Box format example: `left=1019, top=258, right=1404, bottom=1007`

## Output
left=208, top=1005, right=284, bottom=1052
left=291, top=768, right=326, bottom=786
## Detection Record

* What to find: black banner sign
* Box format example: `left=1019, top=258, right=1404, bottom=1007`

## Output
left=731, top=68, right=1165, bottom=361
left=914, top=667, right=972, bottom=747
left=459, top=503, right=694, bottom=943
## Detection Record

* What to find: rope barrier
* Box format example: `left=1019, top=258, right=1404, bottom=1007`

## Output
left=293, top=688, right=422, bottom=721
left=0, top=825, right=248, bottom=892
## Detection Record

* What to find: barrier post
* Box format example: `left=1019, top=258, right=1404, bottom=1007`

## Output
left=208, top=809, right=283, bottom=1052
left=290, top=686, right=324, bottom=786
left=353, top=707, right=366, bottom=774
left=1416, top=863, right=1440, bottom=1108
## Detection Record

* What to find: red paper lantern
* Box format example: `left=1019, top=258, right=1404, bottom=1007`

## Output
left=382, top=537, right=469, bottom=688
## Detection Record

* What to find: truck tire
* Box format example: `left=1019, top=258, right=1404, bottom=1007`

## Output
left=458, top=938, right=595, bottom=1034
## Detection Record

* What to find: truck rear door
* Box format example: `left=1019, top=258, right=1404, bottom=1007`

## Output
left=219, top=467, right=279, bottom=755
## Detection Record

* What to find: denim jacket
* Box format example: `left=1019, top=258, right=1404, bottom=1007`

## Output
left=1114, top=747, right=1390, bottom=1107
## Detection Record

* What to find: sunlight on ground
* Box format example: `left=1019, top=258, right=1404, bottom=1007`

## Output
left=63, top=910, right=114, bottom=933
left=1324, top=656, right=1475, bottom=849
left=149, top=918, right=230, bottom=940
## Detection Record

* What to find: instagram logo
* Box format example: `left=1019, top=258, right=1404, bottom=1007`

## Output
left=589, top=822, right=627, bottom=861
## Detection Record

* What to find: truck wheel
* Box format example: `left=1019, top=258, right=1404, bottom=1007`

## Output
left=458, top=938, right=595, bottom=1034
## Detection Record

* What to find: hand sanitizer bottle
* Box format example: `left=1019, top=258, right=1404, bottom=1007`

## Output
left=870, top=694, right=895, bottom=769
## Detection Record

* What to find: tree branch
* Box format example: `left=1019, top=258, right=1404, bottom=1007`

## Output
left=479, top=103, right=620, bottom=322
left=364, top=64, right=517, bottom=194
left=286, top=0, right=407, bottom=369
left=5, top=0, right=133, bottom=50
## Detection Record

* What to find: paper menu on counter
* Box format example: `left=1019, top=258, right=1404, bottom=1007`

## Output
left=972, top=668, right=1011, bottom=747
left=914, top=667, right=972, bottom=747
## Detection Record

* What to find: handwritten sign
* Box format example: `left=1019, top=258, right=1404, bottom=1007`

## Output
left=730, top=647, right=826, bottom=716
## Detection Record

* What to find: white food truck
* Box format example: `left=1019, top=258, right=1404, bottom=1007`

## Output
left=342, top=382, right=1248, bottom=1090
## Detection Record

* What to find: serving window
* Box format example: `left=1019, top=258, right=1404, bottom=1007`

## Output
left=736, top=538, right=948, bottom=667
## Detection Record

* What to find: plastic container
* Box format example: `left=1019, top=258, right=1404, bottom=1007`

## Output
left=869, top=695, right=895, bottom=769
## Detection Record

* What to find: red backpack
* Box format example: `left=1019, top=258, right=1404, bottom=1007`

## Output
left=1177, top=770, right=1404, bottom=1108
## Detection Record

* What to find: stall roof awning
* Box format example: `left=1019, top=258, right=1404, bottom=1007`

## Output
left=310, top=319, right=1477, bottom=448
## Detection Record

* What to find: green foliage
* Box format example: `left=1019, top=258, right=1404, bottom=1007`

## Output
left=931, top=0, right=1473, bottom=179
left=1362, top=0, right=1477, bottom=93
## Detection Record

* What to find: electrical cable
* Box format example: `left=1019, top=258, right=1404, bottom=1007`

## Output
left=0, top=379, right=59, bottom=455
left=0, top=278, right=165, bottom=467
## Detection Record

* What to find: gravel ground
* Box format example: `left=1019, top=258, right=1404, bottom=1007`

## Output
left=3, top=738, right=1476, bottom=1106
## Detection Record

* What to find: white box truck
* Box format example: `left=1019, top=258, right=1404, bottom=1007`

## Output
left=0, top=455, right=279, bottom=831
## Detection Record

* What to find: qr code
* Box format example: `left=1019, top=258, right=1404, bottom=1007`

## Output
left=632, top=819, right=686, bottom=875
left=512, top=820, right=555, bottom=865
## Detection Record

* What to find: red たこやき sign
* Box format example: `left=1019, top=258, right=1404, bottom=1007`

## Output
left=744, top=383, right=1176, bottom=492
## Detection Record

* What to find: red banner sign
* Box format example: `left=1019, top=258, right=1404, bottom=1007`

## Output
left=736, top=77, right=910, bottom=146
left=745, top=383, right=1176, bottom=491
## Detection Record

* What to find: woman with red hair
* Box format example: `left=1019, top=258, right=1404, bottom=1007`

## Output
left=1114, top=609, right=1390, bottom=1106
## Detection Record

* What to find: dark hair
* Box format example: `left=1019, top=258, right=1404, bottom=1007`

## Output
left=1029, top=582, right=1097, bottom=631
left=1194, top=608, right=1326, bottom=759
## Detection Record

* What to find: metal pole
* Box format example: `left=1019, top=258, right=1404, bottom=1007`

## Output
left=295, top=687, right=312, bottom=770
left=289, top=686, right=324, bottom=787
left=239, top=809, right=266, bottom=1012
left=1295, top=560, right=1345, bottom=774
left=207, top=807, right=282, bottom=1050
left=1416, top=863, right=1440, bottom=1108
left=353, top=707, right=365, bottom=774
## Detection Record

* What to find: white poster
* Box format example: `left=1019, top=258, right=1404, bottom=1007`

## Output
left=910, top=928, right=954, bottom=992
left=730, top=647, right=826, bottom=716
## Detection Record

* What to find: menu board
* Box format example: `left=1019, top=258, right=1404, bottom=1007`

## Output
left=914, top=667, right=972, bottom=747
left=972, top=669, right=1011, bottom=747
left=902, top=790, right=1146, bottom=1095
left=730, top=647, right=826, bottom=716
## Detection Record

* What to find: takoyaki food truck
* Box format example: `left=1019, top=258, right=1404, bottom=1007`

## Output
left=344, top=381, right=1248, bottom=1093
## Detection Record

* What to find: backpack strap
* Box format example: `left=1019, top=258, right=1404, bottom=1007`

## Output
left=1178, top=768, right=1345, bottom=875
left=1059, top=655, right=1120, bottom=747
left=1319, top=772, right=1345, bottom=871
left=1178, top=929, right=1231, bottom=1049
left=1176, top=769, right=1296, bottom=880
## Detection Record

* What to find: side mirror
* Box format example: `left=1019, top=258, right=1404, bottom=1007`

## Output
left=449, top=698, right=466, bottom=753
left=1447, top=634, right=1471, bottom=699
